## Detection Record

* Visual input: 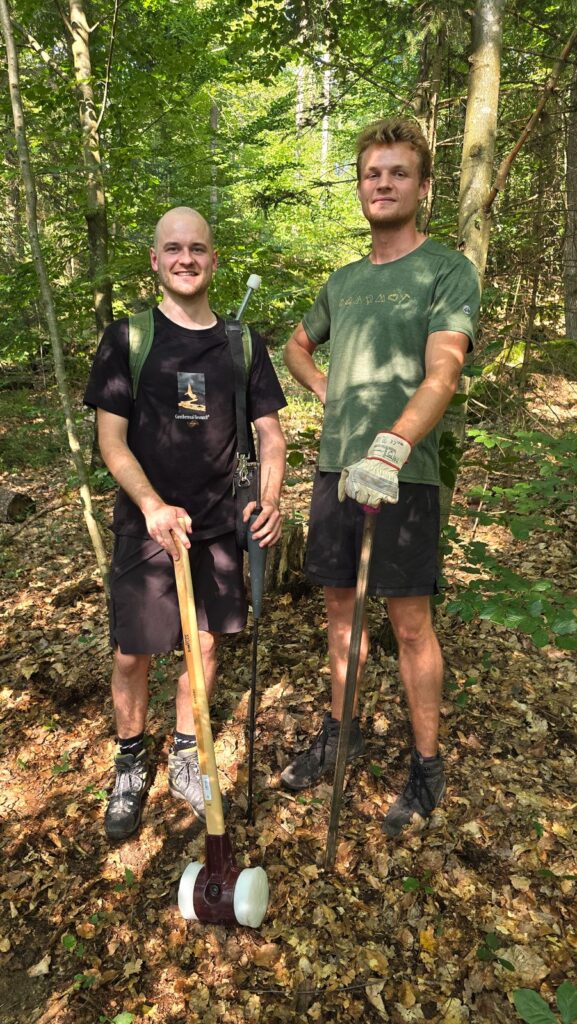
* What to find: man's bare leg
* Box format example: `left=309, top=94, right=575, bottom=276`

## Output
left=386, top=595, right=442, bottom=756
left=325, top=586, right=368, bottom=720
left=280, top=588, right=367, bottom=790
left=382, top=594, right=445, bottom=836
left=111, top=650, right=151, bottom=738
left=175, top=630, right=219, bottom=733
left=106, top=650, right=152, bottom=841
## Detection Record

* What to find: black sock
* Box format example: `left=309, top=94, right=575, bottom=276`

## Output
left=173, top=731, right=197, bottom=753
left=416, top=749, right=442, bottom=764
left=117, top=732, right=145, bottom=757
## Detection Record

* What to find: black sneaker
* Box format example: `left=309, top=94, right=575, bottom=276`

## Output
left=280, top=712, right=365, bottom=791
left=382, top=749, right=446, bottom=837
left=104, top=749, right=151, bottom=842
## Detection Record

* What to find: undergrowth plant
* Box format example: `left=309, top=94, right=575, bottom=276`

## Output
left=514, top=980, right=577, bottom=1023
left=444, top=427, right=577, bottom=651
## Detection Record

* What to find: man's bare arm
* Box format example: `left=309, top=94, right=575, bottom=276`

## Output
left=284, top=322, right=327, bottom=405
left=97, top=408, right=191, bottom=557
left=390, top=330, right=469, bottom=445
left=246, top=411, right=287, bottom=547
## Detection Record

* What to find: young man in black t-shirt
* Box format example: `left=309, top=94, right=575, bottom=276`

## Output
left=85, top=206, right=286, bottom=841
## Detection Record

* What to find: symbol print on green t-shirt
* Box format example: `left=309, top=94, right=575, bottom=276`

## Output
left=176, top=372, right=209, bottom=421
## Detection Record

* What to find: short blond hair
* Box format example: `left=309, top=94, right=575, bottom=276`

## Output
left=356, top=118, right=432, bottom=182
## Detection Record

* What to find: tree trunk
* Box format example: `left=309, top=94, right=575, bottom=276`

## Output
left=439, top=0, right=504, bottom=535
left=412, top=23, right=445, bottom=231
left=320, top=54, right=331, bottom=182
left=0, top=486, right=35, bottom=523
left=66, top=0, right=113, bottom=333
left=210, top=98, right=219, bottom=230
left=564, top=62, right=577, bottom=339
left=0, top=0, right=110, bottom=596
left=457, top=0, right=504, bottom=281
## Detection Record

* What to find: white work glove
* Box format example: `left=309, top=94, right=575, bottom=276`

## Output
left=337, top=432, right=412, bottom=508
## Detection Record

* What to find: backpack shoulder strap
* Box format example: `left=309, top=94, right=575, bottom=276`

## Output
left=128, top=308, right=155, bottom=400
left=224, top=319, right=255, bottom=459
left=241, top=322, right=252, bottom=376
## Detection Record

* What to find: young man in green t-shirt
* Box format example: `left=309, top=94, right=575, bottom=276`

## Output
left=281, top=118, right=481, bottom=837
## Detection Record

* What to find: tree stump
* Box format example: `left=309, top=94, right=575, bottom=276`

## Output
left=245, top=519, right=308, bottom=598
left=0, top=487, right=36, bottom=523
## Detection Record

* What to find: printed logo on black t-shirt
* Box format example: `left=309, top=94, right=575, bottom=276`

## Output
left=176, top=372, right=208, bottom=420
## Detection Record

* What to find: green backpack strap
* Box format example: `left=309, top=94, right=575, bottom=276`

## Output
left=241, top=322, right=252, bottom=376
left=128, top=308, right=155, bottom=400
left=128, top=311, right=251, bottom=401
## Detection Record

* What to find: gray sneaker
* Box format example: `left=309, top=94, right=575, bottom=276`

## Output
left=168, top=746, right=206, bottom=821
left=280, top=712, right=365, bottom=791
left=104, top=749, right=151, bottom=842
left=382, top=749, right=446, bottom=837
left=168, top=746, right=230, bottom=822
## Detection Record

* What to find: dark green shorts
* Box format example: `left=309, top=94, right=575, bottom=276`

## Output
left=305, top=471, right=440, bottom=597
left=109, top=532, right=247, bottom=654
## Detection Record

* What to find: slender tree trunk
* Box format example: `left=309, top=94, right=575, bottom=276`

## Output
left=457, top=0, right=504, bottom=280
left=66, top=0, right=113, bottom=332
left=412, top=23, right=445, bottom=231
left=564, top=63, right=577, bottom=338
left=320, top=54, right=331, bottom=182
left=519, top=159, right=544, bottom=388
left=440, top=0, right=504, bottom=534
left=295, top=63, right=308, bottom=179
left=0, top=0, right=110, bottom=596
left=210, top=98, right=219, bottom=230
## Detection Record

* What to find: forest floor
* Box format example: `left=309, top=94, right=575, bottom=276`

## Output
left=0, top=368, right=576, bottom=1024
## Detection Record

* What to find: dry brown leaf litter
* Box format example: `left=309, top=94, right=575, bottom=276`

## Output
left=0, top=377, right=576, bottom=1024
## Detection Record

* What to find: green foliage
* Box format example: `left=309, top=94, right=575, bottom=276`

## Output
left=445, top=427, right=577, bottom=651
left=514, top=981, right=577, bottom=1024
left=475, top=932, right=515, bottom=971
left=51, top=751, right=72, bottom=776
left=402, top=871, right=434, bottom=894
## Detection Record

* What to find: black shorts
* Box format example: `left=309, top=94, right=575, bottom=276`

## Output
left=109, top=532, right=247, bottom=655
left=305, top=471, right=440, bottom=597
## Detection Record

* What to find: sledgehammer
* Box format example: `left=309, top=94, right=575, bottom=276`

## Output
left=172, top=529, right=269, bottom=928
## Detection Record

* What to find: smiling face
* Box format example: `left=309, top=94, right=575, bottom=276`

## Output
left=150, top=209, right=217, bottom=301
left=357, top=142, right=430, bottom=230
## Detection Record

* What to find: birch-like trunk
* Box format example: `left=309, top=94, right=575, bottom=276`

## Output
left=564, top=64, right=577, bottom=339
left=0, top=0, right=110, bottom=595
left=440, top=0, right=504, bottom=533
left=320, top=55, right=331, bottom=182
left=67, top=0, right=113, bottom=333
left=457, top=0, right=504, bottom=280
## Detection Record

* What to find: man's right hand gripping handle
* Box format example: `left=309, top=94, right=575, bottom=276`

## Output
left=143, top=499, right=192, bottom=559
left=337, top=432, right=412, bottom=508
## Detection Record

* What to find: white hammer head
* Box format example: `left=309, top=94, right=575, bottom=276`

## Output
left=246, top=274, right=261, bottom=291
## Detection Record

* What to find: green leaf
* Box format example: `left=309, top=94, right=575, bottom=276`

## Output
left=476, top=945, right=494, bottom=962
left=557, top=980, right=577, bottom=1023
left=555, top=635, right=577, bottom=651
left=531, top=628, right=550, bottom=648
left=513, top=988, right=558, bottom=1024
left=287, top=449, right=304, bottom=467
left=402, top=877, right=420, bottom=892
left=112, top=1014, right=136, bottom=1024
left=61, top=933, right=77, bottom=951
left=496, top=956, right=516, bottom=971
left=551, top=616, right=577, bottom=636
left=486, top=932, right=503, bottom=951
